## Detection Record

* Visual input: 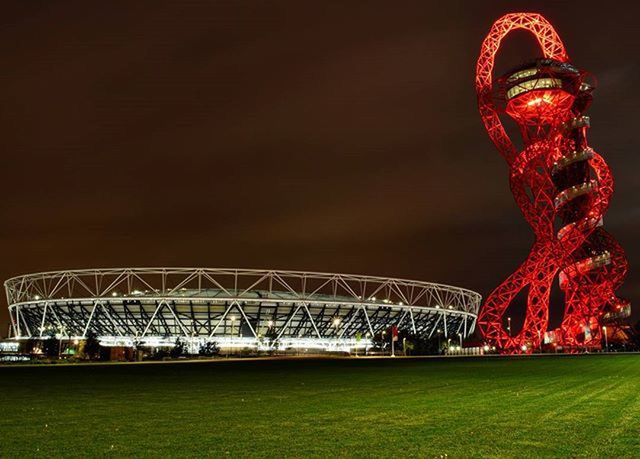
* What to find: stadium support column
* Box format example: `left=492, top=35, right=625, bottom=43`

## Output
left=39, top=302, right=48, bottom=337
left=443, top=312, right=448, bottom=338
left=83, top=301, right=100, bottom=338
left=391, top=334, right=395, bottom=357
left=9, top=306, right=18, bottom=338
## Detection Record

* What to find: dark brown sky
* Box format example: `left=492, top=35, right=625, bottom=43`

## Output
left=1, top=0, right=639, bottom=335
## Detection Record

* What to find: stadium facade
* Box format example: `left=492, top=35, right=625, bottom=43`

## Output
left=5, top=268, right=481, bottom=352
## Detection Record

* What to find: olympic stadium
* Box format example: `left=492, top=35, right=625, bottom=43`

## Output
left=5, top=268, right=481, bottom=352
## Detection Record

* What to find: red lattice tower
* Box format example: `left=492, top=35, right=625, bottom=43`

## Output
left=475, top=13, right=629, bottom=353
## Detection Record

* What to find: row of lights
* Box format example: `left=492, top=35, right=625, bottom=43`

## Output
left=30, top=295, right=464, bottom=318
left=34, top=294, right=408, bottom=304
left=27, top=299, right=462, bottom=344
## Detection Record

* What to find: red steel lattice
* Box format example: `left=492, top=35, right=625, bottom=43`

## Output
left=475, top=13, right=629, bottom=353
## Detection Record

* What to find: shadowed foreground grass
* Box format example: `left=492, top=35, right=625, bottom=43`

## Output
left=0, top=355, right=639, bottom=457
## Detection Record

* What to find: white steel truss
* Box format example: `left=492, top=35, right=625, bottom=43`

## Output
left=5, top=268, right=481, bottom=349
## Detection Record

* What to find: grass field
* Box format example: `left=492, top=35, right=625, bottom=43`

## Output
left=1, top=355, right=639, bottom=457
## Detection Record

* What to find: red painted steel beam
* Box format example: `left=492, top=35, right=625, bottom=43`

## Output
left=475, top=13, right=629, bottom=353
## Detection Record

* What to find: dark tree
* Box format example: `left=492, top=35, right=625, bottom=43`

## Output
left=264, top=325, right=280, bottom=354
left=371, top=330, right=389, bottom=352
left=198, top=341, right=220, bottom=357
left=84, top=331, right=102, bottom=360
left=42, top=336, right=60, bottom=358
left=372, top=329, right=442, bottom=355
left=22, top=338, right=39, bottom=355
left=170, top=337, right=187, bottom=358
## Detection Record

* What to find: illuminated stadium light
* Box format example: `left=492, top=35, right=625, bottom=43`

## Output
left=4, top=268, right=481, bottom=352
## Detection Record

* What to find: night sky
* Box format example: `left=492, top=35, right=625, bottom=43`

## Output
left=1, top=1, right=638, bottom=336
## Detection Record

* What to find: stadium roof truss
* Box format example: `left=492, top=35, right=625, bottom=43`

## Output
left=5, top=268, right=481, bottom=350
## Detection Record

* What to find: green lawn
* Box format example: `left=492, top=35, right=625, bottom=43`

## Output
left=0, top=355, right=639, bottom=457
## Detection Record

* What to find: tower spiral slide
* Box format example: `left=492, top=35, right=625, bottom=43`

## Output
left=475, top=13, right=629, bottom=353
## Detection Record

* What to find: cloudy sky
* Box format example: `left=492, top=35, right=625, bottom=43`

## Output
left=1, top=0, right=638, bottom=334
